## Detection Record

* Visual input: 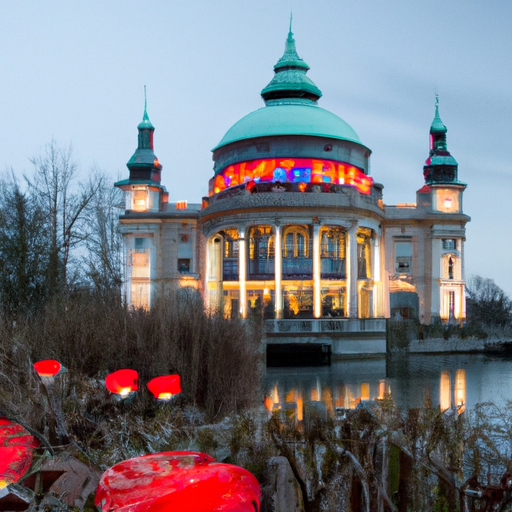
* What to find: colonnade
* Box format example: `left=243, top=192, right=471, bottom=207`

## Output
left=206, top=221, right=383, bottom=320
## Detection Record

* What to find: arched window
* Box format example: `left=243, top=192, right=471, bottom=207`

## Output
left=442, top=254, right=458, bottom=280
left=248, top=226, right=275, bottom=278
left=283, top=226, right=310, bottom=258
left=357, top=228, right=372, bottom=279
left=282, top=226, right=312, bottom=279
left=320, top=226, right=346, bottom=278
left=220, top=228, right=239, bottom=281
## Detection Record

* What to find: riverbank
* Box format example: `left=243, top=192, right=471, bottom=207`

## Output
left=407, top=336, right=512, bottom=354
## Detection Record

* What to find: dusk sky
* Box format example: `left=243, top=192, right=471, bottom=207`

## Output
left=1, top=2, right=511, bottom=296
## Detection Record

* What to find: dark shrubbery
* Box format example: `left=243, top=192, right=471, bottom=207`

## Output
left=0, top=287, right=262, bottom=435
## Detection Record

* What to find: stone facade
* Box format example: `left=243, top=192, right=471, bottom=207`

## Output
left=116, top=31, right=469, bottom=330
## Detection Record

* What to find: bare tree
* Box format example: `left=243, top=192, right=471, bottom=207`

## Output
left=27, top=140, right=103, bottom=292
left=82, top=170, right=123, bottom=294
left=466, top=275, right=512, bottom=328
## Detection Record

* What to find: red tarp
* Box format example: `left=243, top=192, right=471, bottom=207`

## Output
left=95, top=451, right=260, bottom=512
left=33, top=359, right=62, bottom=378
left=105, top=369, right=139, bottom=396
left=147, top=374, right=181, bottom=400
left=0, top=418, right=40, bottom=489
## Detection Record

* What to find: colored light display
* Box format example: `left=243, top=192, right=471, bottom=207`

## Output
left=0, top=417, right=40, bottom=489
left=105, top=369, right=139, bottom=397
left=147, top=374, right=181, bottom=400
left=95, top=451, right=261, bottom=512
left=33, top=359, right=63, bottom=378
left=210, top=158, right=373, bottom=195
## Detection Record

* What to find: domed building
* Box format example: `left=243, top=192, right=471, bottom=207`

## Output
left=116, top=29, right=469, bottom=355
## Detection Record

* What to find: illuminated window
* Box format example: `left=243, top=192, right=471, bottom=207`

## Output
left=221, top=229, right=239, bottom=281
left=248, top=226, right=275, bottom=278
left=395, top=241, right=412, bottom=274
left=357, top=229, right=372, bottom=279
left=209, top=157, right=373, bottom=196
left=130, top=247, right=150, bottom=309
left=282, top=226, right=312, bottom=279
left=132, top=186, right=148, bottom=212
left=442, top=254, right=458, bottom=280
left=320, top=226, right=346, bottom=278
left=283, top=226, right=309, bottom=258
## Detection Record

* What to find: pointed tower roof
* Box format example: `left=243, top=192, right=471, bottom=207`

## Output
left=261, top=19, right=322, bottom=103
left=430, top=95, right=447, bottom=134
left=118, top=92, right=162, bottom=186
left=423, top=96, right=463, bottom=186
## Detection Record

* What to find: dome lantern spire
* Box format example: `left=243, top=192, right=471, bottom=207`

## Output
left=423, top=95, right=461, bottom=185
left=126, top=88, right=162, bottom=184
left=261, top=22, right=322, bottom=104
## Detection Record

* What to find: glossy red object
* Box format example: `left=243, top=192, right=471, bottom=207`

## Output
left=95, top=451, right=260, bottom=512
left=33, top=359, right=62, bottom=377
left=0, top=417, right=40, bottom=489
left=105, top=369, right=139, bottom=397
left=147, top=374, right=181, bottom=400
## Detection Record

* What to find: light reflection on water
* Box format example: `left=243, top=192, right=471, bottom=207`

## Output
left=264, top=353, right=512, bottom=415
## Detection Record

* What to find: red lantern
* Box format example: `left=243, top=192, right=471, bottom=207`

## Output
left=95, top=451, right=260, bottom=512
left=147, top=375, right=181, bottom=400
left=33, top=359, right=63, bottom=378
left=105, top=369, right=139, bottom=397
left=0, top=418, right=40, bottom=489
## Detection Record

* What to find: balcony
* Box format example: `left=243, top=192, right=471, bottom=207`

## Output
left=264, top=318, right=386, bottom=334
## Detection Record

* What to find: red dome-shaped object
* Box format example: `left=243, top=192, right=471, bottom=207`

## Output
left=105, top=369, right=139, bottom=397
left=0, top=418, right=40, bottom=489
left=95, top=451, right=260, bottom=512
left=147, top=374, right=181, bottom=400
left=33, top=359, right=62, bottom=378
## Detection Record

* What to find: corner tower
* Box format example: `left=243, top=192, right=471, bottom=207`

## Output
left=115, top=95, right=167, bottom=213
left=385, top=97, right=470, bottom=325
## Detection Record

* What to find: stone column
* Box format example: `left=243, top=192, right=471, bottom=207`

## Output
left=274, top=224, right=282, bottom=319
left=239, top=226, right=247, bottom=318
left=372, top=232, right=380, bottom=317
left=313, top=224, right=321, bottom=318
left=347, top=224, right=359, bottom=318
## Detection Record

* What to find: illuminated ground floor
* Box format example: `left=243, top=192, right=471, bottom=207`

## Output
left=205, top=220, right=386, bottom=320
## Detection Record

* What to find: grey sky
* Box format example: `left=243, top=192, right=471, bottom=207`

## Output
left=1, top=1, right=511, bottom=295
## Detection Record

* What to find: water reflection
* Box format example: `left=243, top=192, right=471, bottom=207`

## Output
left=264, top=353, right=512, bottom=416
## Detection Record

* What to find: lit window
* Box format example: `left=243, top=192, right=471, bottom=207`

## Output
left=357, top=229, right=372, bottom=279
left=132, top=187, right=148, bottom=212
left=130, top=248, right=150, bottom=309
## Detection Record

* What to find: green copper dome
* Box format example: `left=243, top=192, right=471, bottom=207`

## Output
left=214, top=26, right=362, bottom=151
left=213, top=102, right=361, bottom=150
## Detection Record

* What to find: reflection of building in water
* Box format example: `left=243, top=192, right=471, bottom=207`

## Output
left=440, top=369, right=465, bottom=413
left=265, top=377, right=391, bottom=420
left=265, top=361, right=466, bottom=419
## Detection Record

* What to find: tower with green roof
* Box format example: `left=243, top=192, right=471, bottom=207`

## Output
left=115, top=100, right=167, bottom=213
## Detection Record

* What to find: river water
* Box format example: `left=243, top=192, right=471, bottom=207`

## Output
left=264, top=353, right=512, bottom=415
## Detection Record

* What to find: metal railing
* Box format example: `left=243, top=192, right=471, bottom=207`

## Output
left=265, top=318, right=386, bottom=334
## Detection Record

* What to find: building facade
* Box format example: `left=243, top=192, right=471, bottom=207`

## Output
left=116, top=30, right=469, bottom=326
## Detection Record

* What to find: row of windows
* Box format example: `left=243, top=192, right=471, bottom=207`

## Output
left=217, top=225, right=373, bottom=280
left=394, top=239, right=460, bottom=279
left=222, top=226, right=369, bottom=261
